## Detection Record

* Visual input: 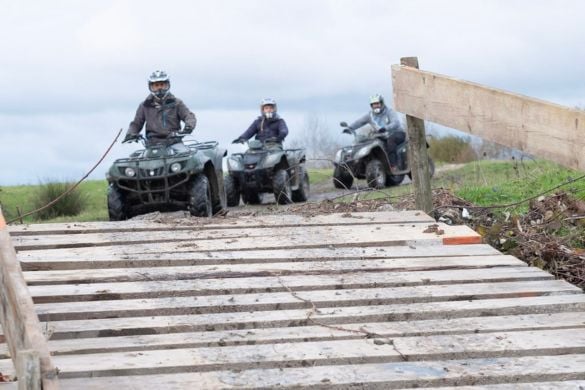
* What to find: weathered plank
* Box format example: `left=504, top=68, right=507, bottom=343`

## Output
left=7, top=329, right=585, bottom=378
left=32, top=280, right=581, bottom=321
left=392, top=64, right=585, bottom=171
left=3, top=312, right=584, bottom=358
left=11, top=222, right=480, bottom=251
left=7, top=211, right=435, bottom=236
left=17, top=244, right=501, bottom=271
left=22, top=255, right=524, bottom=285
left=52, top=354, right=585, bottom=389
left=26, top=267, right=551, bottom=303
left=408, top=382, right=585, bottom=389
left=21, top=295, right=585, bottom=340
left=0, top=210, right=58, bottom=389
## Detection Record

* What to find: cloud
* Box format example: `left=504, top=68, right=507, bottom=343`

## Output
left=1, top=0, right=585, bottom=184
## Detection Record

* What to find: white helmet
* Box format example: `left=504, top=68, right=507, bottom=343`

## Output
left=369, top=94, right=385, bottom=114
left=260, top=98, right=277, bottom=119
left=148, top=70, right=170, bottom=99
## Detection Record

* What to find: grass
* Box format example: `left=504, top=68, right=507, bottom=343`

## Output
left=3, top=162, right=583, bottom=224
left=338, top=159, right=585, bottom=215
left=0, top=180, right=109, bottom=224
left=0, top=168, right=334, bottom=224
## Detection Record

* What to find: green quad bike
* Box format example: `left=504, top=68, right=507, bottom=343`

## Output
left=333, top=121, right=435, bottom=190
left=106, top=133, right=227, bottom=220
left=224, top=138, right=310, bottom=206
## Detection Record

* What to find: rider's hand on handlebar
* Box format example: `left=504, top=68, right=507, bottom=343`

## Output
left=178, top=127, right=192, bottom=135
left=232, top=138, right=245, bottom=144
left=122, top=133, right=139, bottom=143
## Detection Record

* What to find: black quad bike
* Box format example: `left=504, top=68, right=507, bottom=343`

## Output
left=224, top=138, right=310, bottom=206
left=332, top=122, right=435, bottom=189
left=106, top=134, right=227, bottom=220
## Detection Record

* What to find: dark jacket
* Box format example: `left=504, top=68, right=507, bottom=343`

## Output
left=126, top=93, right=197, bottom=139
left=238, top=115, right=289, bottom=142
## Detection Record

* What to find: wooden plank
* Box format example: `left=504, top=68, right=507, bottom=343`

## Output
left=3, top=312, right=584, bottom=357
left=20, top=295, right=585, bottom=340
left=0, top=210, right=58, bottom=389
left=22, top=255, right=525, bottom=285
left=8, top=211, right=435, bottom=236
left=11, top=222, right=480, bottom=251
left=392, top=64, right=585, bottom=171
left=51, top=354, right=585, bottom=389
left=407, top=382, right=585, bottom=389
left=15, top=350, right=40, bottom=390
left=32, top=280, right=581, bottom=321
left=26, top=267, right=552, bottom=303
left=17, top=244, right=501, bottom=271
left=9, top=329, right=585, bottom=378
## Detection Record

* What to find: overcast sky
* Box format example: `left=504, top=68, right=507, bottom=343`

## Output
left=1, top=0, right=584, bottom=185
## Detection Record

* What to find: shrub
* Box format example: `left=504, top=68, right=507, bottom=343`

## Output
left=428, top=135, right=477, bottom=163
left=32, top=180, right=87, bottom=220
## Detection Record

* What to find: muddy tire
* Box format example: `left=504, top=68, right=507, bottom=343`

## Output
left=189, top=174, right=212, bottom=217
left=292, top=168, right=310, bottom=202
left=408, top=157, right=436, bottom=180
left=365, top=159, right=386, bottom=189
left=242, top=190, right=262, bottom=205
left=333, top=165, right=354, bottom=189
left=386, top=174, right=405, bottom=186
left=273, top=169, right=292, bottom=204
left=107, top=184, right=127, bottom=221
left=224, top=175, right=240, bottom=207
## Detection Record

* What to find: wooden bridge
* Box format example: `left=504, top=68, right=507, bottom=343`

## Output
left=1, top=210, right=585, bottom=389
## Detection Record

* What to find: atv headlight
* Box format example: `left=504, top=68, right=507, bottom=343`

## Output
left=170, top=162, right=182, bottom=173
left=354, top=147, right=369, bottom=160
left=228, top=157, right=243, bottom=171
left=124, top=167, right=136, bottom=177
left=264, top=153, right=281, bottom=166
left=334, top=150, right=343, bottom=163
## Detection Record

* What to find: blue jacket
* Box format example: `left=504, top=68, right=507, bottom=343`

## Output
left=349, top=106, right=401, bottom=134
left=239, top=115, right=289, bottom=142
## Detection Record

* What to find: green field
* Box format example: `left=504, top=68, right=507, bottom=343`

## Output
left=334, top=159, right=585, bottom=215
left=2, top=161, right=584, bottom=224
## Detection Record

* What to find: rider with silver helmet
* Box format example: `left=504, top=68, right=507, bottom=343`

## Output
left=232, top=98, right=289, bottom=145
left=348, top=94, right=405, bottom=167
left=123, top=70, right=197, bottom=145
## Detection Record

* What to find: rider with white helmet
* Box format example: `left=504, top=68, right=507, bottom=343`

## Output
left=123, top=70, right=197, bottom=144
left=347, top=94, right=405, bottom=167
left=233, top=98, right=289, bottom=145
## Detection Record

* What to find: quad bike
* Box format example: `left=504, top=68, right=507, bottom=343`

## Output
left=225, top=138, right=309, bottom=206
left=106, top=133, right=226, bottom=220
left=332, top=122, right=435, bottom=189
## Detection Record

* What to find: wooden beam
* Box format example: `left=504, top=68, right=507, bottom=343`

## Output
left=392, top=64, right=585, bottom=171
left=16, top=350, right=40, bottom=390
left=401, top=57, right=433, bottom=213
left=0, top=209, right=59, bottom=389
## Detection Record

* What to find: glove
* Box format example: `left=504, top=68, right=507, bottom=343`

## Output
left=377, top=127, right=386, bottom=133
left=232, top=138, right=244, bottom=144
left=178, top=127, right=192, bottom=135
left=342, top=128, right=352, bottom=135
left=122, top=133, right=138, bottom=143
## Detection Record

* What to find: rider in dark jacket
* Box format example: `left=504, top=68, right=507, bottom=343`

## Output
left=123, top=70, right=196, bottom=144
left=233, top=98, right=289, bottom=144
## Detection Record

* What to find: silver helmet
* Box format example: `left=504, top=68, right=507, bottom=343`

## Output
left=148, top=70, right=170, bottom=99
left=369, top=94, right=385, bottom=114
left=260, top=98, right=277, bottom=119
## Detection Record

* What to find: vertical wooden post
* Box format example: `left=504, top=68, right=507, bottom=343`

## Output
left=0, top=207, right=59, bottom=389
left=17, top=350, right=41, bottom=390
left=400, top=57, right=433, bottom=214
